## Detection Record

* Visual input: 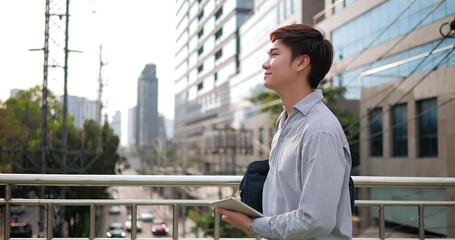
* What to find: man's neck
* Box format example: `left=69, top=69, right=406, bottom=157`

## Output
left=280, top=87, right=314, bottom=116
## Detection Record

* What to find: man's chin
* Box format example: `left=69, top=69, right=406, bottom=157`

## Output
left=263, top=81, right=273, bottom=90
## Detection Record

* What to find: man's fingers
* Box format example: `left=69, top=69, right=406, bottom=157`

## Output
left=216, top=208, right=228, bottom=214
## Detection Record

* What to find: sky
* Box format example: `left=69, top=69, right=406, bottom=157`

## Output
left=0, top=0, right=176, bottom=145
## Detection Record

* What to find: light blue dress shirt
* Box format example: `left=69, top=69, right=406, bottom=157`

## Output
left=251, top=90, right=352, bottom=239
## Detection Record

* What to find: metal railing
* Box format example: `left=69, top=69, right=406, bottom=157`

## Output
left=1, top=174, right=455, bottom=240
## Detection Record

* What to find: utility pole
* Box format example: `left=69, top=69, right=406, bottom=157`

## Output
left=97, top=45, right=107, bottom=152
left=31, top=0, right=73, bottom=236
left=38, top=0, right=51, bottom=236
left=3, top=1, right=104, bottom=237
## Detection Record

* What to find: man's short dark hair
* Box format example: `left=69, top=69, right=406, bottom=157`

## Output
left=270, top=24, right=333, bottom=89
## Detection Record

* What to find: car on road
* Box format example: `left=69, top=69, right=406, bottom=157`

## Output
left=10, top=222, right=32, bottom=238
left=124, top=215, right=143, bottom=232
left=151, top=219, right=170, bottom=236
left=109, top=205, right=121, bottom=215
left=139, top=210, right=155, bottom=222
left=106, top=222, right=126, bottom=238
left=11, top=205, right=26, bottom=215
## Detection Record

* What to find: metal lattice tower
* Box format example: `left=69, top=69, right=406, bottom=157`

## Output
left=37, top=0, right=70, bottom=236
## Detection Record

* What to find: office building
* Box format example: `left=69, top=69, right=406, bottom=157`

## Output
left=173, top=0, right=254, bottom=173
left=66, top=95, right=99, bottom=129
left=9, top=89, right=20, bottom=99
left=127, top=106, right=137, bottom=148
left=111, top=110, right=121, bottom=138
left=316, top=0, right=455, bottom=236
left=136, top=64, right=163, bottom=147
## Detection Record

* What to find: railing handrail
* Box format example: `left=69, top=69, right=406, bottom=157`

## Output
left=1, top=174, right=455, bottom=188
left=1, top=174, right=455, bottom=240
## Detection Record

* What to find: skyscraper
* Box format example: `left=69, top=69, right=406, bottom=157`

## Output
left=174, top=0, right=254, bottom=173
left=136, top=63, right=161, bottom=146
left=127, top=106, right=136, bottom=148
left=111, top=110, right=121, bottom=138
left=66, top=95, right=99, bottom=128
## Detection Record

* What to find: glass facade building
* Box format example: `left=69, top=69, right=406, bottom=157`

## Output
left=328, top=0, right=455, bottom=98
left=174, top=0, right=254, bottom=173
left=315, top=0, right=455, bottom=236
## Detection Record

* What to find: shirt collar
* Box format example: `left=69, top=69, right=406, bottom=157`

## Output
left=292, top=89, right=324, bottom=116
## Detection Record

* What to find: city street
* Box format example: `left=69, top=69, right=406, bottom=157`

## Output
left=0, top=167, right=198, bottom=239
left=104, top=158, right=198, bottom=238
left=103, top=167, right=177, bottom=238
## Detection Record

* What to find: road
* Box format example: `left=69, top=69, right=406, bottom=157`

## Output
left=103, top=168, right=177, bottom=238
left=102, top=159, right=198, bottom=238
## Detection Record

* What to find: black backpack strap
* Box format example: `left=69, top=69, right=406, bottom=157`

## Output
left=349, top=176, right=355, bottom=214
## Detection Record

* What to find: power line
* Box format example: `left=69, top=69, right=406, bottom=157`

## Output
left=339, top=0, right=446, bottom=91
left=346, top=42, right=454, bottom=144
left=335, top=0, right=417, bottom=75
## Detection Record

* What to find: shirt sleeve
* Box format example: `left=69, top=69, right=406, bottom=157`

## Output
left=252, top=132, right=347, bottom=239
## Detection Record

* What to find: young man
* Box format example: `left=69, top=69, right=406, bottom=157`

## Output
left=216, top=24, right=352, bottom=239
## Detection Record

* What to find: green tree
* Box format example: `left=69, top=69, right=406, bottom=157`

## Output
left=247, top=90, right=282, bottom=127
left=0, top=86, right=120, bottom=237
left=0, top=102, right=15, bottom=172
left=187, top=208, right=248, bottom=238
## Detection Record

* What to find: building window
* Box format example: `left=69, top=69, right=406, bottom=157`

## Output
left=197, top=82, right=203, bottom=91
left=198, top=10, right=204, bottom=21
left=197, top=64, right=204, bottom=73
left=369, top=108, right=383, bottom=157
left=214, top=72, right=218, bottom=82
left=197, top=46, right=204, bottom=56
left=391, top=104, right=408, bottom=157
left=215, top=28, right=223, bottom=40
left=198, top=28, right=204, bottom=39
left=417, top=98, right=438, bottom=157
left=215, top=49, right=223, bottom=60
left=215, top=7, right=223, bottom=20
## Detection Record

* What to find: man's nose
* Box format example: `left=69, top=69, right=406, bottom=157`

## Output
left=262, top=60, right=270, bottom=70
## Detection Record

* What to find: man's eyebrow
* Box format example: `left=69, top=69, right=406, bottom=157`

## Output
left=267, top=48, right=279, bottom=54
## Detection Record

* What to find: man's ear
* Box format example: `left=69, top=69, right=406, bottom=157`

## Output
left=296, top=55, right=310, bottom=72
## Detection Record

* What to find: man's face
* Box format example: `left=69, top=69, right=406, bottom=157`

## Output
left=262, top=40, right=296, bottom=92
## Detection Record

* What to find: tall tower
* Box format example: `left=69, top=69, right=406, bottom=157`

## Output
left=136, top=64, right=159, bottom=146
left=173, top=0, right=254, bottom=173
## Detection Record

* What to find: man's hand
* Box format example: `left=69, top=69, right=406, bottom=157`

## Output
left=216, top=208, right=253, bottom=233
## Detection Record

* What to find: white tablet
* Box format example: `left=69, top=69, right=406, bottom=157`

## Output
left=209, top=197, right=263, bottom=218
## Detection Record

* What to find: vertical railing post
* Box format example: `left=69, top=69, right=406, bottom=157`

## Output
left=89, top=204, right=95, bottom=240
left=4, top=185, right=11, bottom=240
left=379, top=204, right=385, bottom=240
left=131, top=204, right=137, bottom=240
left=214, top=210, right=220, bottom=240
left=47, top=203, right=53, bottom=240
left=173, top=204, right=179, bottom=240
left=418, top=205, right=425, bottom=239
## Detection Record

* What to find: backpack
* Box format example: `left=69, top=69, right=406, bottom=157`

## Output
left=239, top=159, right=269, bottom=214
left=239, top=159, right=355, bottom=214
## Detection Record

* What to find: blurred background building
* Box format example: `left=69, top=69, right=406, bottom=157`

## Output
left=135, top=63, right=166, bottom=147
left=111, top=110, right=121, bottom=138
left=316, top=0, right=454, bottom=236
left=173, top=0, right=255, bottom=174
left=173, top=0, right=454, bottom=236
left=66, top=95, right=99, bottom=129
